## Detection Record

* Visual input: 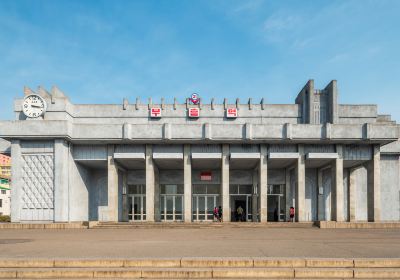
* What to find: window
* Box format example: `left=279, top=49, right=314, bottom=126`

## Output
left=1, top=190, right=6, bottom=194
left=0, top=199, right=2, bottom=208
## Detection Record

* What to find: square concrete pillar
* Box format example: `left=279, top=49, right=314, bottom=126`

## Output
left=285, top=168, right=291, bottom=221
left=54, top=139, right=70, bottom=222
left=259, top=144, right=268, bottom=222
left=145, top=145, right=155, bottom=222
left=154, top=166, right=160, bottom=222
left=184, top=144, right=192, bottom=223
left=295, top=144, right=305, bottom=222
left=332, top=144, right=345, bottom=222
left=10, top=140, right=22, bottom=223
left=221, top=144, right=230, bottom=222
left=107, top=145, right=119, bottom=222
left=367, top=144, right=381, bottom=222
left=121, top=171, right=129, bottom=222
left=252, top=169, right=258, bottom=222
left=317, top=168, right=324, bottom=221
left=349, top=167, right=357, bottom=222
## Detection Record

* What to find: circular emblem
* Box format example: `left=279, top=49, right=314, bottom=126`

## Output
left=190, top=93, right=199, bottom=105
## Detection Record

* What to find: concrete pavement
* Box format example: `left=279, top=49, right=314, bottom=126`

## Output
left=0, top=227, right=400, bottom=259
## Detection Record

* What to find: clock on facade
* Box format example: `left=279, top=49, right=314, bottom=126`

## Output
left=22, top=94, right=47, bottom=118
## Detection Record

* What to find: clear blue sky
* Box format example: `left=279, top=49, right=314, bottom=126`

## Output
left=0, top=0, right=399, bottom=120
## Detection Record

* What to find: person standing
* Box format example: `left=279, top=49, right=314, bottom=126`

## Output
left=237, top=205, right=244, bottom=222
left=213, top=206, right=218, bottom=222
left=289, top=206, right=295, bottom=222
left=218, top=206, right=223, bottom=222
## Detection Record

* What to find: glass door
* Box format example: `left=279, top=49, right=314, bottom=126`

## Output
left=128, top=194, right=146, bottom=221
left=160, top=195, right=184, bottom=221
left=192, top=195, right=219, bottom=221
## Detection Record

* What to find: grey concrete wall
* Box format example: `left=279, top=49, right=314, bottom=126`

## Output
left=230, top=170, right=252, bottom=185
left=68, top=160, right=90, bottom=221
left=159, top=170, right=184, bottom=185
left=380, top=155, right=400, bottom=221
left=305, top=168, right=317, bottom=221
left=127, top=170, right=146, bottom=185
left=354, top=166, right=368, bottom=221
left=88, top=169, right=107, bottom=221
left=321, top=168, right=332, bottom=221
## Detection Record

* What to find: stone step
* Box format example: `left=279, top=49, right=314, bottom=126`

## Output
left=91, top=222, right=315, bottom=229
left=1, top=267, right=400, bottom=279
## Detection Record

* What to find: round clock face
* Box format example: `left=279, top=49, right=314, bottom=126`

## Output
left=22, top=94, right=47, bottom=118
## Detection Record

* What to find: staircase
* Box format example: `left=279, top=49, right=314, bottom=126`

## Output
left=0, top=258, right=399, bottom=279
left=90, top=221, right=316, bottom=229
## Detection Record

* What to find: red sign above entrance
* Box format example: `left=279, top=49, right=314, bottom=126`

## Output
left=188, top=108, right=200, bottom=118
left=226, top=108, right=238, bottom=118
left=150, top=108, right=161, bottom=118
left=200, top=171, right=212, bottom=181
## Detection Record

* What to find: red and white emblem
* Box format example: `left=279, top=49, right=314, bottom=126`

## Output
left=189, top=93, right=200, bottom=105
left=150, top=107, right=161, bottom=118
left=188, top=107, right=200, bottom=118
left=226, top=108, right=238, bottom=118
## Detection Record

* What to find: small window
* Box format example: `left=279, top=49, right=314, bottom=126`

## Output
left=1, top=190, right=6, bottom=194
left=0, top=199, right=2, bottom=208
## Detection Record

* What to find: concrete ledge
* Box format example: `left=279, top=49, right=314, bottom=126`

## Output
left=0, top=260, right=54, bottom=268
left=316, top=221, right=400, bottom=229
left=0, top=222, right=87, bottom=229
left=295, top=268, right=353, bottom=278
left=54, top=260, right=124, bottom=268
left=124, top=259, right=181, bottom=268
left=212, top=268, right=294, bottom=278
left=141, top=268, right=212, bottom=278
left=354, top=268, right=400, bottom=278
left=253, top=258, right=305, bottom=268
left=181, top=258, right=253, bottom=268
left=93, top=270, right=141, bottom=278
left=306, top=259, right=354, bottom=268
left=16, top=270, right=94, bottom=278
left=354, top=259, right=400, bottom=268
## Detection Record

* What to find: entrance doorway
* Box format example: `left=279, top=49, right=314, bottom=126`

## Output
left=160, top=184, right=184, bottom=222
left=229, top=184, right=253, bottom=222
left=192, top=184, right=220, bottom=222
left=230, top=195, right=252, bottom=221
left=127, top=185, right=146, bottom=221
left=267, top=184, right=285, bottom=222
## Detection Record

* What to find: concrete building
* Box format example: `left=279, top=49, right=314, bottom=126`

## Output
left=0, top=80, right=399, bottom=223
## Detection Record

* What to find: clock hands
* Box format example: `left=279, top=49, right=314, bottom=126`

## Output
left=31, top=104, right=43, bottom=108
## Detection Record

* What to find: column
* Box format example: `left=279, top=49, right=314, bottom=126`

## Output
left=11, top=140, right=22, bottom=222
left=252, top=169, right=258, bottom=222
left=154, top=166, right=160, bottom=222
left=317, top=168, right=324, bottom=220
left=296, top=144, right=305, bottom=222
left=54, top=139, right=70, bottom=222
left=259, top=144, right=268, bottom=222
left=332, top=144, right=344, bottom=221
left=145, top=144, right=155, bottom=222
left=221, top=144, right=230, bottom=222
left=184, top=144, right=192, bottom=223
left=367, top=144, right=381, bottom=222
left=107, top=145, right=119, bottom=222
left=285, top=168, right=291, bottom=221
left=121, top=171, right=128, bottom=222
left=349, top=167, right=357, bottom=222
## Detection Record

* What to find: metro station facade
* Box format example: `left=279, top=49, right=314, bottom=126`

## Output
left=1, top=80, right=400, bottom=223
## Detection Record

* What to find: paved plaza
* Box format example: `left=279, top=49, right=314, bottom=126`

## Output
left=0, top=227, right=399, bottom=259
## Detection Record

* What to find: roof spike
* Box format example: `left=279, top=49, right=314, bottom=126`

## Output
left=23, top=86, right=35, bottom=96
left=223, top=98, right=227, bottom=110
left=37, top=86, right=51, bottom=99
left=148, top=97, right=152, bottom=109
left=123, top=98, right=129, bottom=110
left=161, top=97, right=165, bottom=110
left=173, top=97, right=177, bottom=110
left=260, top=98, right=265, bottom=110
left=236, top=98, right=240, bottom=110
left=211, top=98, right=215, bottom=110
left=248, top=98, right=253, bottom=110
left=135, top=97, right=140, bottom=110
